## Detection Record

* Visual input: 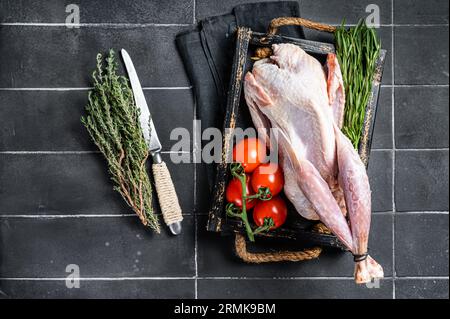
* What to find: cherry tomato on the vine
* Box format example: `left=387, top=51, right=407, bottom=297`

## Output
left=226, top=176, right=257, bottom=209
left=253, top=196, right=287, bottom=229
left=232, top=137, right=266, bottom=173
left=251, top=163, right=284, bottom=197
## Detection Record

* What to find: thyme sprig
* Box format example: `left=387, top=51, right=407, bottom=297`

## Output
left=81, top=50, right=160, bottom=233
left=335, top=20, right=381, bottom=148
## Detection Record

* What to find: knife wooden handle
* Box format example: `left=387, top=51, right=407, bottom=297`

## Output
left=152, top=162, right=183, bottom=226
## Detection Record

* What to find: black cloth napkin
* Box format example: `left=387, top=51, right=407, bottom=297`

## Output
left=176, top=1, right=306, bottom=191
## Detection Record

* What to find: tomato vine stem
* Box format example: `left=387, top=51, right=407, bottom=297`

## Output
left=226, top=163, right=274, bottom=242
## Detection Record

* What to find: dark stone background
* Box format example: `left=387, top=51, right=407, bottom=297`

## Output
left=0, top=0, right=448, bottom=299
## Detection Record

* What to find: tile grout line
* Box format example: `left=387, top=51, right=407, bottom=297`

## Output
left=1, top=276, right=447, bottom=281
left=0, top=213, right=196, bottom=218
left=391, top=0, right=396, bottom=300
left=0, top=214, right=136, bottom=218
left=380, top=84, right=449, bottom=88
left=0, top=276, right=386, bottom=281
left=0, top=85, right=446, bottom=92
left=0, top=151, right=101, bottom=154
left=0, top=151, right=191, bottom=154
left=1, top=23, right=448, bottom=27
left=0, top=86, right=193, bottom=91
left=369, top=211, right=450, bottom=215
left=385, top=24, right=450, bottom=27
left=394, top=276, right=450, bottom=280
left=391, top=148, right=449, bottom=151
left=1, top=149, right=446, bottom=155
left=0, top=211, right=446, bottom=218
left=0, top=277, right=196, bottom=281
left=193, top=0, right=196, bottom=25
left=372, top=148, right=449, bottom=152
left=192, top=89, right=199, bottom=300
left=392, top=211, right=449, bottom=215
left=0, top=23, right=194, bottom=27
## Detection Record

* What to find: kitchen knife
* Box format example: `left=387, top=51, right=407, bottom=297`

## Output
left=121, top=49, right=183, bottom=235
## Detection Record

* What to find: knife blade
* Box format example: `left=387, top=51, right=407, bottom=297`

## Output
left=121, top=49, right=162, bottom=157
left=121, top=49, right=183, bottom=235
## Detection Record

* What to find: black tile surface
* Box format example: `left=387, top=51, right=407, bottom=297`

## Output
left=0, top=26, right=190, bottom=88
left=395, top=87, right=449, bottom=149
left=395, top=214, right=449, bottom=277
left=196, top=0, right=391, bottom=24
left=195, top=162, right=212, bottom=215
left=394, top=0, right=449, bottom=25
left=0, top=216, right=195, bottom=277
left=373, top=27, right=393, bottom=85
left=198, top=215, right=392, bottom=277
left=198, top=278, right=393, bottom=299
left=0, top=0, right=194, bottom=24
left=0, top=89, right=194, bottom=151
left=372, top=87, right=393, bottom=149
left=301, top=0, right=392, bottom=25
left=395, top=151, right=449, bottom=211
left=394, top=26, right=449, bottom=85
left=0, top=153, right=195, bottom=215
left=0, top=279, right=195, bottom=299
left=149, top=89, right=194, bottom=152
left=395, top=279, right=449, bottom=299
left=0, top=90, right=93, bottom=151
left=0, top=153, right=125, bottom=215
left=368, top=150, right=393, bottom=212
left=0, top=0, right=448, bottom=300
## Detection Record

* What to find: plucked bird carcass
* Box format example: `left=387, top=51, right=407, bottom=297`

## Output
left=244, top=43, right=384, bottom=284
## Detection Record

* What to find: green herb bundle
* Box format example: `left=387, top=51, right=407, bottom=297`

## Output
left=335, top=20, right=381, bottom=148
left=81, top=50, right=160, bottom=233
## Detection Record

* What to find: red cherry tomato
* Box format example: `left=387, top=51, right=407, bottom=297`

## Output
left=251, top=163, right=284, bottom=197
left=226, top=176, right=257, bottom=209
left=253, top=196, right=287, bottom=229
left=232, top=137, right=266, bottom=173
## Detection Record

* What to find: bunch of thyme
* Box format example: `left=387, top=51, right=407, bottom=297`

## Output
left=81, top=50, right=160, bottom=233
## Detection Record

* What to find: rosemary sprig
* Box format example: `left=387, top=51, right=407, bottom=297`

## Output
left=335, top=20, right=381, bottom=148
left=81, top=50, right=160, bottom=233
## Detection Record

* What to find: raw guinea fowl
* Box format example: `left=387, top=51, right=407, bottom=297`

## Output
left=243, top=43, right=383, bottom=284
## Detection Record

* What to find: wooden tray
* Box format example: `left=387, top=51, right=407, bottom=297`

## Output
left=207, top=24, right=386, bottom=250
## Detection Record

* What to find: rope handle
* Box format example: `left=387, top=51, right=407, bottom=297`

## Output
left=267, top=17, right=336, bottom=35
left=256, top=17, right=336, bottom=58
left=152, top=162, right=183, bottom=226
left=234, top=223, right=331, bottom=263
